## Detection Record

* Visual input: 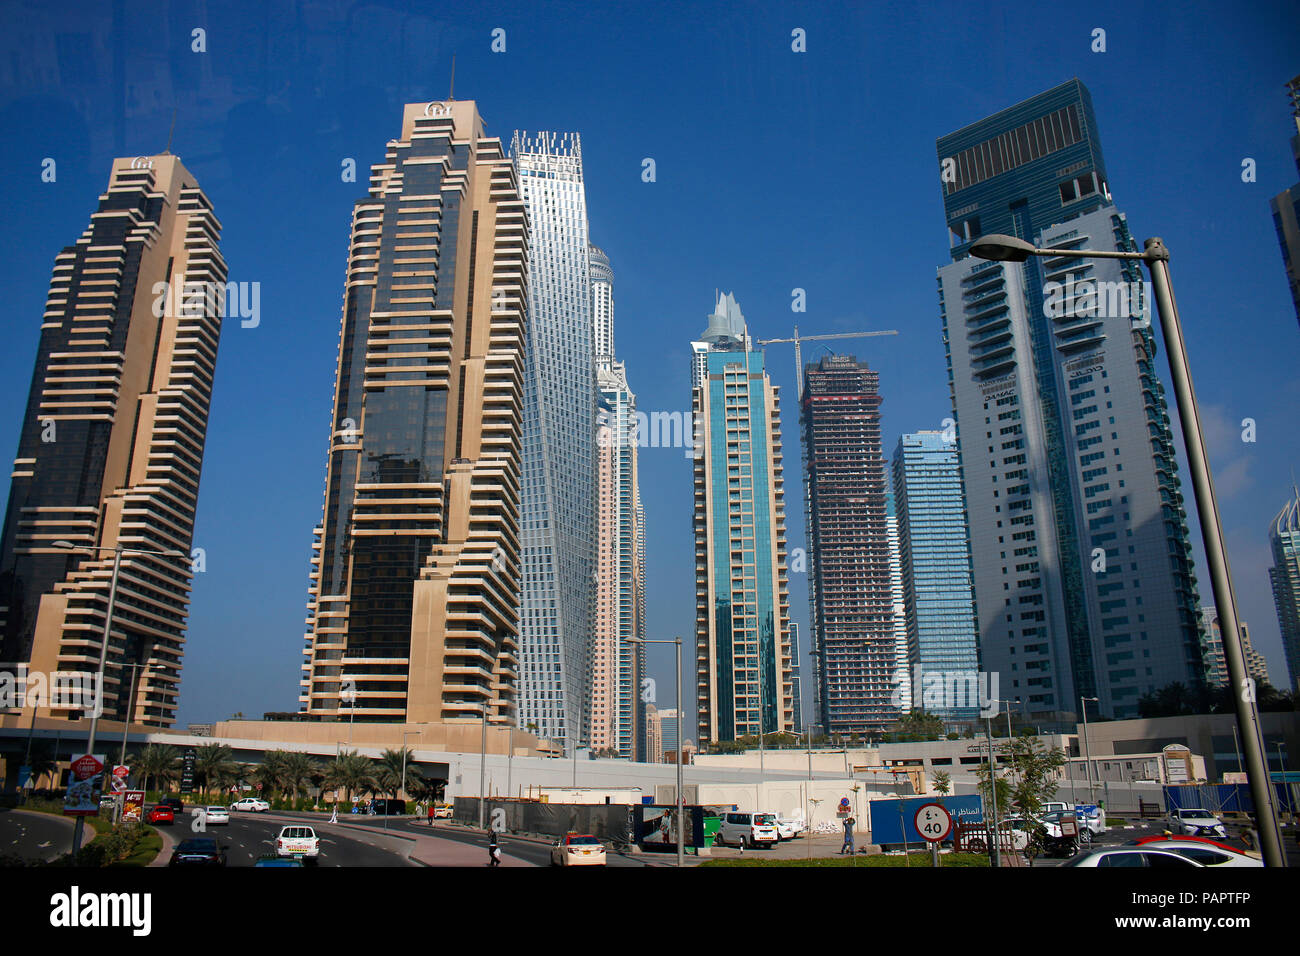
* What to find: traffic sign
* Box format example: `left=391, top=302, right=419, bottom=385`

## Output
left=913, top=802, right=953, bottom=843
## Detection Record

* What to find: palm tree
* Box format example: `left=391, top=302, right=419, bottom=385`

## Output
left=26, top=741, right=58, bottom=791
left=281, top=752, right=319, bottom=803
left=192, top=743, right=236, bottom=801
left=133, top=743, right=180, bottom=796
left=254, top=750, right=289, bottom=801
left=371, top=748, right=423, bottom=800
left=324, top=751, right=374, bottom=807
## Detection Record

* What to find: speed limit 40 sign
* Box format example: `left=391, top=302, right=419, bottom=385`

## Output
left=913, top=803, right=953, bottom=843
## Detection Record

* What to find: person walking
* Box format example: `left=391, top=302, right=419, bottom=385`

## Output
left=841, top=816, right=856, bottom=855
left=427, top=802, right=436, bottom=827
left=488, top=830, right=502, bottom=867
left=329, top=804, right=338, bottom=824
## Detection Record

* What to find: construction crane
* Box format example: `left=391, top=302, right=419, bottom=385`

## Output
left=755, top=325, right=900, bottom=396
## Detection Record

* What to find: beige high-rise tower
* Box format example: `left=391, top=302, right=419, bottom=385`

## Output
left=0, top=155, right=227, bottom=727
left=299, top=101, right=529, bottom=727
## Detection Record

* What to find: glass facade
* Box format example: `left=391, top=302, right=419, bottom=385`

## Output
left=891, top=431, right=979, bottom=719
left=1268, top=492, right=1300, bottom=693
left=936, top=80, right=1203, bottom=723
left=693, top=294, right=793, bottom=744
left=512, top=132, right=598, bottom=752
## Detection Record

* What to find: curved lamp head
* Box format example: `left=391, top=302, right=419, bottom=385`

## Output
left=969, top=234, right=1038, bottom=263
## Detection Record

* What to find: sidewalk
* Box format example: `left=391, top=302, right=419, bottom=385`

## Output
left=284, top=814, right=532, bottom=867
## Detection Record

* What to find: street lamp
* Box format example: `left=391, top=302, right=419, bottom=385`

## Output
left=113, top=662, right=151, bottom=822
left=983, top=712, right=1001, bottom=868
left=627, top=636, right=684, bottom=867
left=969, top=233, right=1287, bottom=868
left=1080, top=696, right=1099, bottom=806
left=51, top=540, right=186, bottom=856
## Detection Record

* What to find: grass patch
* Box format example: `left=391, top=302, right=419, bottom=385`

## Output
left=700, top=852, right=990, bottom=868
left=111, top=826, right=162, bottom=868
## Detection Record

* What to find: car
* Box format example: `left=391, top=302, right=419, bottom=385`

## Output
left=1074, top=804, right=1106, bottom=835
left=550, top=833, right=607, bottom=866
left=230, top=797, right=270, bottom=813
left=1040, top=802, right=1071, bottom=815
left=276, top=825, right=320, bottom=859
left=715, top=812, right=779, bottom=849
left=169, top=838, right=227, bottom=867
left=201, top=805, right=230, bottom=826
left=433, top=804, right=454, bottom=819
left=157, top=797, right=184, bottom=814
left=145, top=805, right=175, bottom=825
left=1166, top=807, right=1226, bottom=838
left=1063, top=848, right=1204, bottom=868
left=253, top=854, right=304, bottom=867
left=771, top=813, right=803, bottom=840
left=1129, top=836, right=1263, bottom=868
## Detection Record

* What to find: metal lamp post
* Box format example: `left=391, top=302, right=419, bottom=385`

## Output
left=984, top=714, right=1000, bottom=867
left=1080, top=696, right=1099, bottom=806
left=969, top=233, right=1287, bottom=868
left=627, top=636, right=684, bottom=866
left=51, top=540, right=185, bottom=856
left=113, top=662, right=150, bottom=822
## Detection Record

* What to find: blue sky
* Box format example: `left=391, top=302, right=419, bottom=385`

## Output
left=0, top=0, right=1296, bottom=726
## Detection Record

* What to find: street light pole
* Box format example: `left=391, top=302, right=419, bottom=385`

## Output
left=969, top=233, right=1287, bottom=867
left=1081, top=696, right=1098, bottom=806
left=479, top=706, right=488, bottom=830
left=984, top=715, right=1000, bottom=868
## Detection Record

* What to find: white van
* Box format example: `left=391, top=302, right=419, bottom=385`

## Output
left=715, top=812, right=779, bottom=849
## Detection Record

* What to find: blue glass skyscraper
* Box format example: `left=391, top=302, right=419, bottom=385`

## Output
left=892, top=431, right=979, bottom=720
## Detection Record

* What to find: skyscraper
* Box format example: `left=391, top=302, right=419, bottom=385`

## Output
left=1269, top=75, right=1300, bottom=328
left=1268, top=490, right=1300, bottom=693
left=588, top=245, right=646, bottom=760
left=801, top=354, right=896, bottom=736
left=511, top=131, right=598, bottom=753
left=892, top=431, right=980, bottom=720
left=1198, top=606, right=1269, bottom=689
left=0, top=155, right=225, bottom=728
left=299, top=100, right=528, bottom=726
left=693, top=292, right=794, bottom=745
left=936, top=79, right=1203, bottom=723
left=789, top=621, right=803, bottom=730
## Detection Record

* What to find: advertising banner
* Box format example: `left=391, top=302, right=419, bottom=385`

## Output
left=63, top=753, right=106, bottom=816
left=122, top=790, right=145, bottom=823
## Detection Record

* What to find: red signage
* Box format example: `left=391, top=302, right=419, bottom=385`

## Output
left=64, top=754, right=105, bottom=817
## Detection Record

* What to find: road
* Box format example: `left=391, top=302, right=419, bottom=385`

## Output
left=0, top=808, right=75, bottom=863
left=166, top=811, right=415, bottom=867
left=305, top=814, right=652, bottom=867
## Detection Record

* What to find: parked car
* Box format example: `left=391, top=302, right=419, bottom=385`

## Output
left=369, top=798, right=407, bottom=816
left=715, top=812, right=779, bottom=849
left=145, top=805, right=175, bottom=825
left=1063, top=848, right=1204, bottom=868
left=276, top=825, right=320, bottom=860
left=1074, top=804, right=1106, bottom=835
left=230, top=797, right=270, bottom=813
left=1129, top=836, right=1262, bottom=868
left=550, top=833, right=607, bottom=866
left=771, top=815, right=800, bottom=841
left=433, top=804, right=454, bottom=819
left=169, top=838, right=227, bottom=867
left=1166, top=808, right=1226, bottom=838
left=201, top=806, right=230, bottom=826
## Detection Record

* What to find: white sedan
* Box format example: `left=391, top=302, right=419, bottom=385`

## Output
left=1166, top=808, right=1227, bottom=838
left=1131, top=837, right=1262, bottom=868
left=230, top=797, right=270, bottom=812
left=200, top=806, right=230, bottom=826
left=550, top=834, right=607, bottom=866
left=1063, top=848, right=1203, bottom=868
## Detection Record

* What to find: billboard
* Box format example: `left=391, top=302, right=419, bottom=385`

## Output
left=868, top=794, right=983, bottom=846
left=122, top=790, right=145, bottom=823
left=63, top=754, right=106, bottom=816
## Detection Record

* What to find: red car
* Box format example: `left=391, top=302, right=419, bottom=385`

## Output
left=146, top=805, right=175, bottom=825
